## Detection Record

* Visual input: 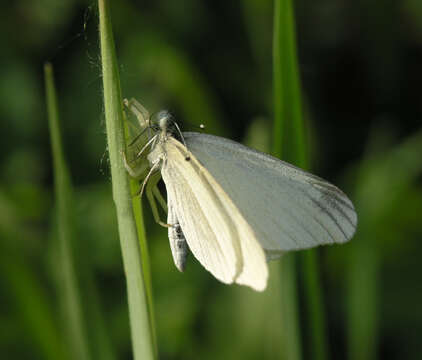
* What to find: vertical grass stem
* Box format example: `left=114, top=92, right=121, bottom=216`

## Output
left=98, top=1, right=156, bottom=359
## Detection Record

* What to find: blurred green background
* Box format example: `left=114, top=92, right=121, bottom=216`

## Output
left=1, top=0, right=422, bottom=359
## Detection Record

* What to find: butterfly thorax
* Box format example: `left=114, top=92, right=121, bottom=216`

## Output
left=147, top=110, right=189, bottom=168
left=147, top=111, right=173, bottom=165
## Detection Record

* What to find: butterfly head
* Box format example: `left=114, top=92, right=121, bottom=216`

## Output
left=156, top=110, right=172, bottom=129
left=150, top=110, right=188, bottom=159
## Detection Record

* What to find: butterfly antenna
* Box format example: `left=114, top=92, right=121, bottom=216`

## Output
left=136, top=134, right=158, bottom=158
left=128, top=126, right=150, bottom=147
left=173, top=122, right=190, bottom=161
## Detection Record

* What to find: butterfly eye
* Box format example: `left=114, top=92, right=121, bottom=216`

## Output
left=151, top=123, right=161, bottom=132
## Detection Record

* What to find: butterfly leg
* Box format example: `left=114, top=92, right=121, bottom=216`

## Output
left=152, top=184, right=167, bottom=213
left=145, top=172, right=172, bottom=228
left=124, top=98, right=150, bottom=128
left=122, top=149, right=148, bottom=179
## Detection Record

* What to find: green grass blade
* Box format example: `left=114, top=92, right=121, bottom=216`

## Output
left=347, top=130, right=422, bottom=360
left=273, top=1, right=329, bottom=360
left=98, top=1, right=156, bottom=359
left=347, top=239, right=378, bottom=360
left=0, top=251, right=66, bottom=360
left=273, top=0, right=306, bottom=166
left=81, top=270, right=117, bottom=360
left=301, top=250, right=329, bottom=360
left=278, top=254, right=302, bottom=360
left=44, top=63, right=92, bottom=360
left=130, top=179, right=157, bottom=354
left=272, top=2, right=302, bottom=359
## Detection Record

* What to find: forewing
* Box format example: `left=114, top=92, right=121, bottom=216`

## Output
left=184, top=132, right=357, bottom=253
left=162, top=138, right=268, bottom=291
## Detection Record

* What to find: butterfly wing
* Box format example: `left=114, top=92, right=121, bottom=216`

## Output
left=184, top=132, right=357, bottom=254
left=162, top=137, right=268, bottom=291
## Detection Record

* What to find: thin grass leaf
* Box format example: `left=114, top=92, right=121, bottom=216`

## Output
left=44, top=63, right=92, bottom=360
left=0, top=190, right=65, bottom=359
left=98, top=1, right=156, bottom=359
left=347, top=239, right=378, bottom=360
left=272, top=2, right=302, bottom=359
left=0, top=252, right=66, bottom=360
left=301, top=250, right=329, bottom=360
left=81, top=270, right=117, bottom=360
left=347, top=130, right=422, bottom=360
left=273, top=0, right=306, bottom=166
left=273, top=1, right=328, bottom=360
left=130, top=179, right=157, bottom=353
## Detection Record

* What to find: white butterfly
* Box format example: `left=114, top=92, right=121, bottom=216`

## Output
left=124, top=99, right=357, bottom=291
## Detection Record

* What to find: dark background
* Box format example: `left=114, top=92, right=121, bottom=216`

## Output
left=1, top=1, right=421, bottom=359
